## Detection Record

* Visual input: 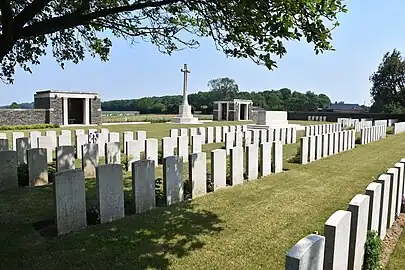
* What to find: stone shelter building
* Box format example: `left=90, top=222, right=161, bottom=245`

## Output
left=213, top=99, right=253, bottom=121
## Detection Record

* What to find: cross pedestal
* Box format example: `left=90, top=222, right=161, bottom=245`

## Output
left=171, top=64, right=200, bottom=124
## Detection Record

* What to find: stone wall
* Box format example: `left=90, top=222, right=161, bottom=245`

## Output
left=90, top=98, right=102, bottom=124
left=50, top=97, right=63, bottom=125
left=0, top=109, right=49, bottom=126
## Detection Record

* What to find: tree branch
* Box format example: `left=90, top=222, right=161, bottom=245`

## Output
left=12, top=0, right=52, bottom=29
left=0, top=0, right=12, bottom=39
left=18, top=0, right=183, bottom=39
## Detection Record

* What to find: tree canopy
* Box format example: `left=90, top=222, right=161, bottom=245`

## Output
left=0, top=0, right=346, bottom=83
left=9, top=101, right=19, bottom=108
left=101, top=77, right=331, bottom=113
left=370, top=49, right=405, bottom=113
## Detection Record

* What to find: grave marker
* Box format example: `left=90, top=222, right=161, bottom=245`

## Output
left=211, top=149, right=227, bottom=190
left=189, top=152, right=207, bottom=198
left=163, top=156, right=183, bottom=205
left=16, top=137, right=30, bottom=164
left=0, top=151, right=18, bottom=191
left=82, top=143, right=98, bottom=178
left=105, top=142, right=121, bottom=164
left=56, top=146, right=75, bottom=171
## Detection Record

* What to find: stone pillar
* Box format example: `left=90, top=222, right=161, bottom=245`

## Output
left=83, top=98, right=90, bottom=125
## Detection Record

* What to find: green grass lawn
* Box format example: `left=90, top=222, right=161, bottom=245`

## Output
left=3, top=120, right=390, bottom=270
left=102, top=113, right=214, bottom=123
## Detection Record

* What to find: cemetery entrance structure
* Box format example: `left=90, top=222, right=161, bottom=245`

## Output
left=213, top=99, right=253, bottom=121
left=34, top=91, right=101, bottom=126
left=0, top=90, right=102, bottom=126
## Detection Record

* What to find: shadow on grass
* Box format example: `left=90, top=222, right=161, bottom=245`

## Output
left=35, top=200, right=223, bottom=269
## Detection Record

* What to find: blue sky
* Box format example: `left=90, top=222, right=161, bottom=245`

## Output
left=2, top=0, right=404, bottom=105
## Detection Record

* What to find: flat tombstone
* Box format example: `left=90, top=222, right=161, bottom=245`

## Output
left=286, top=234, right=325, bottom=270
left=315, top=135, right=322, bottom=160
left=230, top=147, right=244, bottom=186
left=27, top=148, right=48, bottom=186
left=61, top=130, right=71, bottom=138
left=58, top=135, right=71, bottom=147
left=37, top=136, right=53, bottom=163
left=75, top=134, right=88, bottom=159
left=308, top=136, right=316, bottom=162
left=324, top=210, right=351, bottom=270
left=246, top=144, right=259, bottom=180
left=96, top=132, right=108, bottom=157
left=126, top=140, right=142, bottom=171
left=272, top=141, right=283, bottom=173
left=163, top=156, right=183, bottom=205
left=191, top=135, right=203, bottom=153
left=132, top=160, right=156, bottom=213
left=396, top=160, right=405, bottom=215
left=180, top=128, right=188, bottom=137
left=207, top=127, right=214, bottom=143
left=0, top=151, right=18, bottom=191
left=347, top=194, right=370, bottom=270
left=0, top=138, right=9, bottom=151
left=56, top=146, right=75, bottom=171
left=300, top=137, right=309, bottom=165
left=29, top=131, right=41, bottom=148
left=12, top=132, right=24, bottom=151
left=82, top=144, right=99, bottom=178
left=54, top=169, right=87, bottom=235
left=322, top=134, right=329, bottom=158
left=105, top=142, right=121, bottom=164
left=198, top=127, right=206, bottom=143
left=75, top=129, right=85, bottom=136
left=96, top=164, right=125, bottom=222
left=177, top=136, right=188, bottom=161
left=387, top=168, right=399, bottom=227
left=16, top=137, right=30, bottom=164
left=45, top=130, right=57, bottom=148
left=189, top=152, right=207, bottom=198
left=376, top=174, right=390, bottom=239
left=366, top=182, right=382, bottom=232
left=215, top=126, right=222, bottom=143
left=260, top=142, right=272, bottom=176
left=108, top=132, right=120, bottom=143
left=211, top=149, right=227, bottom=190
left=145, top=138, right=158, bottom=166
left=170, top=128, right=179, bottom=138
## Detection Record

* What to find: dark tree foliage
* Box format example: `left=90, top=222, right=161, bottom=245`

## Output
left=0, top=0, right=346, bottom=84
left=370, top=49, right=405, bottom=113
left=101, top=77, right=331, bottom=113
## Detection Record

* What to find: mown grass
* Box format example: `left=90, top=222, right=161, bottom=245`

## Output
left=1, top=120, right=404, bottom=269
left=102, top=113, right=214, bottom=123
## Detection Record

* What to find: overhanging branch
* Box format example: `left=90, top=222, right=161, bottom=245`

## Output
left=12, top=0, right=53, bottom=29
left=18, top=0, right=183, bottom=39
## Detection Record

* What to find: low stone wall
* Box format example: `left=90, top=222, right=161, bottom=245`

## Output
left=0, top=109, right=49, bottom=126
left=288, top=111, right=405, bottom=122
left=286, top=160, right=405, bottom=270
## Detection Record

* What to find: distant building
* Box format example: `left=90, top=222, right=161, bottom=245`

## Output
left=324, top=102, right=365, bottom=113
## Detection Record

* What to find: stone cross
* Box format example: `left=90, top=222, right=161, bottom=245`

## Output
left=181, top=64, right=190, bottom=105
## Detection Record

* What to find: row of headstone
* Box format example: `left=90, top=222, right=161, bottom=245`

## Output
left=374, top=119, right=388, bottom=127
left=169, top=125, right=248, bottom=144
left=300, top=130, right=356, bottom=164
left=354, top=121, right=373, bottom=132
left=337, top=118, right=360, bottom=128
left=55, top=142, right=284, bottom=236
left=304, top=123, right=342, bottom=137
left=285, top=159, right=405, bottom=270
left=307, top=116, right=327, bottom=121
left=387, top=119, right=398, bottom=127
left=360, top=125, right=386, bottom=145
left=394, top=122, right=405, bottom=134
left=225, top=127, right=297, bottom=154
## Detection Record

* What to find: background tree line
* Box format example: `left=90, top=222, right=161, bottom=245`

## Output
left=370, top=49, right=405, bottom=113
left=101, top=77, right=331, bottom=114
